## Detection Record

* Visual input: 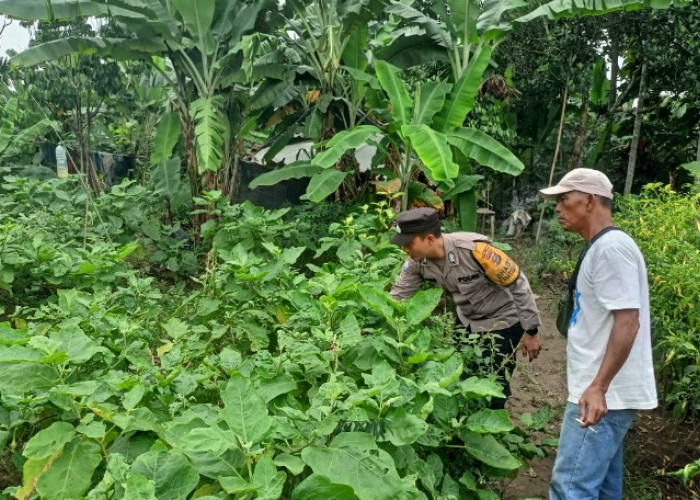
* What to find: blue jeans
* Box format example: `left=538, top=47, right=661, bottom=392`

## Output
left=550, top=403, right=636, bottom=500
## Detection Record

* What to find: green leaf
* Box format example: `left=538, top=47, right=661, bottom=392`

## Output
left=36, top=441, right=102, bottom=500
left=51, top=328, right=104, bottom=364
left=405, top=288, right=443, bottom=326
left=274, top=453, right=306, bottom=476
left=415, top=81, right=451, bottom=126
left=0, top=363, right=57, bottom=395
left=375, top=34, right=450, bottom=69
left=161, top=318, right=189, bottom=340
left=24, top=422, right=76, bottom=460
left=467, top=409, right=514, bottom=434
left=256, top=374, right=298, bottom=403
left=312, top=126, right=381, bottom=169
left=375, top=60, right=413, bottom=126
left=131, top=447, right=200, bottom=500
left=358, top=285, right=396, bottom=322
left=382, top=408, right=428, bottom=446
left=177, top=426, right=238, bottom=456
left=459, top=376, right=506, bottom=399
left=460, top=431, right=521, bottom=470
left=150, top=112, right=181, bottom=166
left=0, top=322, right=28, bottom=345
left=190, top=96, right=226, bottom=173
left=440, top=174, right=484, bottom=199
left=252, top=455, right=286, bottom=500
left=124, top=474, right=158, bottom=500
left=521, top=406, right=551, bottom=431
left=447, top=127, right=524, bottom=175
left=402, top=124, right=458, bottom=181
left=221, top=374, right=274, bottom=446
left=680, top=161, right=700, bottom=179
left=435, top=46, right=493, bottom=131
left=301, top=433, right=409, bottom=500
left=337, top=313, right=362, bottom=350
left=292, top=474, right=359, bottom=500
left=150, top=158, right=183, bottom=201
left=342, top=25, right=368, bottom=70
left=300, top=170, right=351, bottom=203
left=171, top=0, right=216, bottom=51
left=515, top=0, right=673, bottom=23
left=249, top=162, right=321, bottom=189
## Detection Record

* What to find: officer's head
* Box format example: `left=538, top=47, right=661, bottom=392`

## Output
left=391, top=208, right=442, bottom=259
left=539, top=168, right=614, bottom=233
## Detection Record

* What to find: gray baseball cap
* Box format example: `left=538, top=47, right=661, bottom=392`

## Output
left=539, top=168, right=614, bottom=201
left=391, top=208, right=440, bottom=245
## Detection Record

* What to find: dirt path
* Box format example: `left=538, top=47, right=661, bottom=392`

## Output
left=503, top=292, right=568, bottom=500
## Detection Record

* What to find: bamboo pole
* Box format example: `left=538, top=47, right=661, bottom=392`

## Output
left=535, top=85, right=569, bottom=244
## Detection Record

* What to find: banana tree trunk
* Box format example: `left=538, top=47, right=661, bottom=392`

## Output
left=624, top=62, right=647, bottom=196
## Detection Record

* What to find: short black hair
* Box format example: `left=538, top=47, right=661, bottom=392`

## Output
left=596, top=195, right=613, bottom=210
left=417, top=227, right=442, bottom=239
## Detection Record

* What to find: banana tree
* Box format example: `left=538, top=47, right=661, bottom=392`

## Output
left=1, top=0, right=274, bottom=232
left=250, top=57, right=524, bottom=222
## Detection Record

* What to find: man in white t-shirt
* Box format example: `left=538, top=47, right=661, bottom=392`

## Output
left=540, top=169, right=657, bottom=499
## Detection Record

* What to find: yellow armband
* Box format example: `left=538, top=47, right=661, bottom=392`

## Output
left=472, top=242, right=520, bottom=286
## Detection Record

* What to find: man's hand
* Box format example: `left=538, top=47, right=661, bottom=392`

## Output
left=578, top=385, right=608, bottom=426
left=520, top=333, right=541, bottom=361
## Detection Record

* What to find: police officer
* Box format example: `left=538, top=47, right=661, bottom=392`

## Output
left=390, top=207, right=541, bottom=408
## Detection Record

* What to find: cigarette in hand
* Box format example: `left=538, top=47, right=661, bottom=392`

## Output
left=575, top=417, right=598, bottom=433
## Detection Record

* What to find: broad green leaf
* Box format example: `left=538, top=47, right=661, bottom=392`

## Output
left=342, top=25, right=369, bottom=70
left=150, top=158, right=183, bottom=201
left=680, top=161, right=700, bottom=178
left=312, top=126, right=381, bottom=169
left=0, top=345, right=43, bottom=363
left=521, top=406, right=551, bottom=431
left=375, top=34, right=450, bottom=69
left=177, top=426, right=238, bottom=456
left=249, top=163, right=322, bottom=189
left=292, top=474, right=359, bottom=500
left=131, top=447, right=199, bottom=500
left=300, top=170, right=350, bottom=203
left=221, top=374, right=274, bottom=446
left=190, top=96, right=226, bottom=173
left=76, top=421, right=106, bottom=440
left=477, top=0, right=527, bottom=39
left=382, top=408, right=428, bottom=446
left=440, top=174, right=484, bottom=199
left=515, top=0, right=673, bottom=23
left=150, top=112, right=181, bottom=166
left=171, top=0, right=216, bottom=51
left=51, top=328, right=104, bottom=364
left=24, top=422, right=75, bottom=460
left=375, top=60, right=413, bottom=126
left=459, top=376, right=506, bottom=399
left=256, top=374, right=298, bottom=403
left=0, top=322, right=27, bottom=345
left=219, top=476, right=257, bottom=494
left=274, top=453, right=306, bottom=476
left=449, top=0, right=480, bottom=43
left=415, top=81, right=451, bottom=126
left=405, top=288, right=444, bottom=326
left=590, top=57, right=610, bottom=107
left=123, top=383, right=147, bottom=411
left=448, top=128, right=524, bottom=175
left=0, top=363, right=56, bottom=394
left=124, top=474, right=157, bottom=500
left=301, top=433, right=408, bottom=500
left=161, top=318, right=189, bottom=339
left=337, top=314, right=362, bottom=350
left=36, top=441, right=102, bottom=500
left=460, top=430, right=521, bottom=470
left=435, top=46, right=493, bottom=132
left=358, top=285, right=396, bottom=322
left=402, top=124, right=458, bottom=181
left=467, top=409, right=514, bottom=434
left=252, top=455, right=286, bottom=500
left=11, top=36, right=165, bottom=67
left=408, top=181, right=443, bottom=208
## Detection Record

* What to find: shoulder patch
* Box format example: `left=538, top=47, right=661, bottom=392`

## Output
left=471, top=242, right=519, bottom=286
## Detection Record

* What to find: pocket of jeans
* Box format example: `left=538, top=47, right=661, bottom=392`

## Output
left=601, top=410, right=636, bottom=428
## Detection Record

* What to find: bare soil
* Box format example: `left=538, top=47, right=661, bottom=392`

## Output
left=502, top=292, right=700, bottom=500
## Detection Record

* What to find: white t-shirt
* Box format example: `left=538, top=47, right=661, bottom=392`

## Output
left=566, top=230, right=657, bottom=410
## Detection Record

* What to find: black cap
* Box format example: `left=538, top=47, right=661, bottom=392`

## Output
left=391, top=208, right=440, bottom=245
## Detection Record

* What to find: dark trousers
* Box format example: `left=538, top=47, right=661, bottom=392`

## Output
left=455, top=319, right=524, bottom=409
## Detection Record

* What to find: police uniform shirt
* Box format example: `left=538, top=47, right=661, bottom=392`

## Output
left=390, top=232, right=540, bottom=333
